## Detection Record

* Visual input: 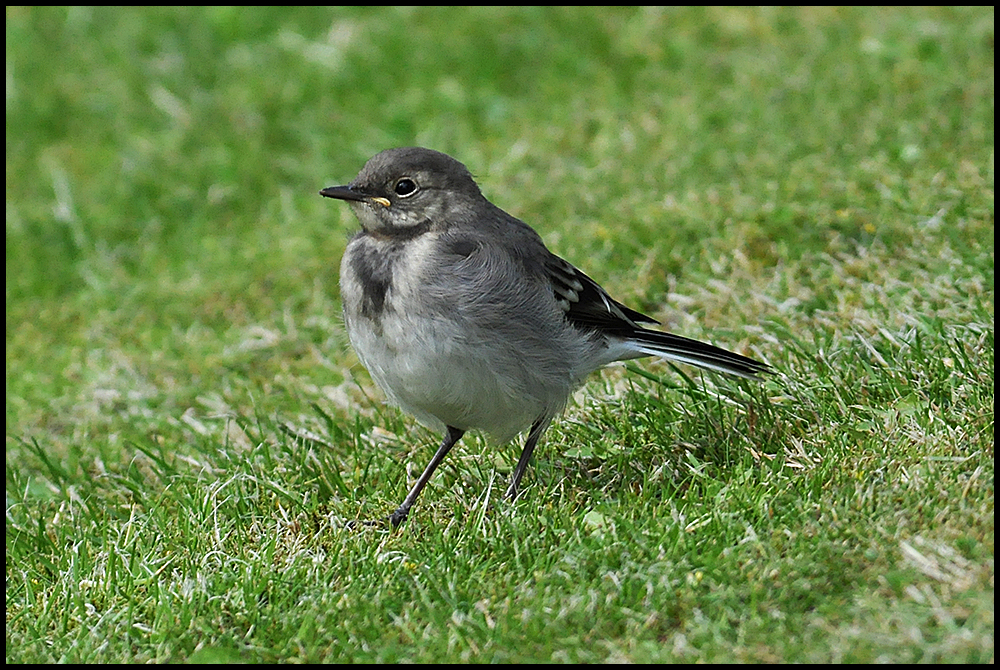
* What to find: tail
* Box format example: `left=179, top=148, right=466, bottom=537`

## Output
left=627, top=328, right=771, bottom=380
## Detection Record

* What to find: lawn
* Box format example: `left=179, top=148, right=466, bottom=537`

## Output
left=5, top=6, right=994, bottom=662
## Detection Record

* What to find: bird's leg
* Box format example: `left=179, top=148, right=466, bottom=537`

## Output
left=386, top=425, right=465, bottom=528
left=505, top=417, right=550, bottom=500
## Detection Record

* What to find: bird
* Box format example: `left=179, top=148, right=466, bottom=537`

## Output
left=320, top=147, right=770, bottom=527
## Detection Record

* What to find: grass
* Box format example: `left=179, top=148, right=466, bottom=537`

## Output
left=6, top=6, right=994, bottom=663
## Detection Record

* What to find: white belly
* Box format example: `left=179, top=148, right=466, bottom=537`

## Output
left=346, top=309, right=547, bottom=442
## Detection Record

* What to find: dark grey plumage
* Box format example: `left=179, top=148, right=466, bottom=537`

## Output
left=321, top=147, right=770, bottom=527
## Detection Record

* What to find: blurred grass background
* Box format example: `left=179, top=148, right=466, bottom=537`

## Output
left=6, top=6, right=994, bottom=663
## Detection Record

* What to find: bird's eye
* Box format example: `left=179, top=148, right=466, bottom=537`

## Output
left=393, top=178, right=418, bottom=197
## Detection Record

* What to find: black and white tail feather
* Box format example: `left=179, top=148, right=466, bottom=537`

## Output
left=546, top=254, right=769, bottom=380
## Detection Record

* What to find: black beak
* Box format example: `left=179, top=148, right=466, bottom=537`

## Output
left=320, top=184, right=391, bottom=208
left=319, top=185, right=366, bottom=201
